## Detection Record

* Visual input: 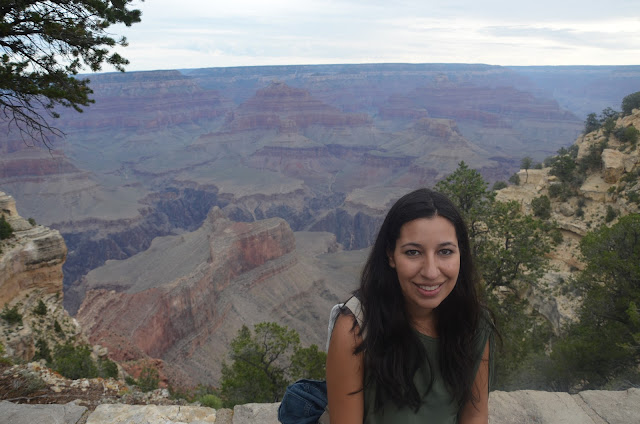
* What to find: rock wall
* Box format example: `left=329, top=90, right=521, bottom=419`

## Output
left=0, top=191, right=82, bottom=360
left=1, top=388, right=639, bottom=424
left=74, top=207, right=354, bottom=387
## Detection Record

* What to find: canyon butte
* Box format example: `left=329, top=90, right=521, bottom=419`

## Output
left=1, top=63, right=640, bottom=389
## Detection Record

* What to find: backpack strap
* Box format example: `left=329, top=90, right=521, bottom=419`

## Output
left=344, top=296, right=364, bottom=330
left=326, top=296, right=365, bottom=351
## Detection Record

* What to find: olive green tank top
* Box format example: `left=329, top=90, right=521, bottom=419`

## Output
left=363, top=319, right=493, bottom=424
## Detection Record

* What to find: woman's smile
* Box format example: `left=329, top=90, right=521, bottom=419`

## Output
left=388, top=215, right=460, bottom=324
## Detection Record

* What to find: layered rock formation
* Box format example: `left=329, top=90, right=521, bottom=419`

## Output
left=2, top=388, right=639, bottom=424
left=0, top=191, right=82, bottom=360
left=1, top=65, right=603, bottom=313
left=495, top=109, right=640, bottom=329
left=75, top=207, right=360, bottom=386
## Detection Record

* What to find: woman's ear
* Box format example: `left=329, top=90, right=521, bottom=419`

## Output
left=387, top=250, right=396, bottom=268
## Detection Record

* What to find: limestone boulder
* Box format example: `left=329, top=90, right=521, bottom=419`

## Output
left=232, top=403, right=280, bottom=424
left=85, top=404, right=221, bottom=424
left=602, top=149, right=626, bottom=183
left=489, top=390, right=594, bottom=424
left=575, top=388, right=640, bottom=424
left=0, top=400, right=87, bottom=424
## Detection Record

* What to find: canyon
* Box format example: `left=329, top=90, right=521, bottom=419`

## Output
left=2, top=63, right=640, bottom=388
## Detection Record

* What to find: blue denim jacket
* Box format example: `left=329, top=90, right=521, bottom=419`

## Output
left=278, top=379, right=328, bottom=424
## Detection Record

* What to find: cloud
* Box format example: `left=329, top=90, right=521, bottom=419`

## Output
left=108, top=0, right=640, bottom=71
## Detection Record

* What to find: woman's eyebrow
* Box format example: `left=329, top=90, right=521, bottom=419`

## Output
left=399, top=241, right=458, bottom=248
left=438, top=241, right=458, bottom=248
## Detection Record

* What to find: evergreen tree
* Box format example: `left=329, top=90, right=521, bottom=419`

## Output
left=220, top=322, right=326, bottom=407
left=1, top=0, right=142, bottom=146
left=549, top=215, right=640, bottom=390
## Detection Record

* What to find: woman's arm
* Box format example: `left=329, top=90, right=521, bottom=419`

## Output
left=326, top=312, right=365, bottom=424
left=459, top=340, right=490, bottom=424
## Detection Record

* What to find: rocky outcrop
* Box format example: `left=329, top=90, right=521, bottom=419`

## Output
left=0, top=192, right=82, bottom=361
left=223, top=82, right=371, bottom=132
left=495, top=109, right=640, bottom=330
left=75, top=208, right=357, bottom=387
left=0, top=192, right=66, bottom=305
left=2, top=388, right=639, bottom=424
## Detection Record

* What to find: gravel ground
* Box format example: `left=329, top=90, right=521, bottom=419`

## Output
left=0, top=363, right=188, bottom=412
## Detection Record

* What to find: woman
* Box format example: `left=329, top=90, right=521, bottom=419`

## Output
left=326, top=188, right=494, bottom=423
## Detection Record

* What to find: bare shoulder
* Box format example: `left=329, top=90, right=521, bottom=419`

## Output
left=326, top=312, right=364, bottom=423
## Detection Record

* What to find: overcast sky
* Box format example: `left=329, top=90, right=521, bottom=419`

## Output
left=110, top=0, right=640, bottom=72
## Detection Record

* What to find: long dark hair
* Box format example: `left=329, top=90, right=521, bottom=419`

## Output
left=355, top=188, right=484, bottom=412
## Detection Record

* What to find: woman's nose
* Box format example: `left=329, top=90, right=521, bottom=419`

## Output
left=420, top=256, right=440, bottom=279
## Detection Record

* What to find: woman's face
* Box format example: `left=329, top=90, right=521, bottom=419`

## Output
left=388, top=216, right=460, bottom=323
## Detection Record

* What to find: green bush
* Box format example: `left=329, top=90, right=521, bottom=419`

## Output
left=98, top=357, right=119, bottom=379
left=33, top=338, right=52, bottom=363
left=509, top=173, right=520, bottom=186
left=54, top=320, right=63, bottom=334
left=615, top=125, right=639, bottom=144
left=627, top=191, right=640, bottom=205
left=137, top=365, right=160, bottom=392
left=584, top=112, right=599, bottom=133
left=578, top=142, right=606, bottom=173
left=0, top=341, right=12, bottom=365
left=199, top=394, right=223, bottom=408
left=550, top=154, right=577, bottom=184
left=28, top=217, right=36, bottom=226
left=531, top=195, right=552, bottom=220
left=0, top=215, right=13, bottom=240
left=492, top=181, right=508, bottom=191
left=33, top=300, right=47, bottom=316
left=605, top=206, right=617, bottom=223
left=622, top=91, right=640, bottom=116
left=548, top=183, right=573, bottom=201
left=1, top=304, right=23, bottom=325
left=52, top=343, right=98, bottom=380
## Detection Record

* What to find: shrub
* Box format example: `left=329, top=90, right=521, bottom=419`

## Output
left=548, top=183, right=573, bottom=201
left=199, top=394, right=223, bottom=408
left=605, top=206, right=617, bottom=223
left=509, top=173, right=520, bottom=186
left=576, top=208, right=585, bottom=218
left=28, top=217, right=36, bottom=226
left=622, top=91, right=640, bottom=116
left=7, top=370, right=46, bottom=397
left=1, top=304, right=23, bottom=325
left=0, top=215, right=13, bottom=240
left=584, top=112, right=600, bottom=133
left=54, top=320, right=63, bottom=334
left=33, top=338, right=52, bottom=363
left=550, top=155, right=577, bottom=184
left=578, top=141, right=606, bottom=173
left=615, top=125, right=639, bottom=144
left=531, top=196, right=552, bottom=220
left=98, top=357, right=119, bottom=379
left=52, top=343, right=98, bottom=380
left=492, top=181, right=508, bottom=191
left=137, top=365, right=160, bottom=392
left=33, top=300, right=47, bottom=316
left=0, top=341, right=12, bottom=365
left=627, top=191, right=640, bottom=205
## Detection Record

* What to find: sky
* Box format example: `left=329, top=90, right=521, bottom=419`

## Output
left=110, top=0, right=640, bottom=72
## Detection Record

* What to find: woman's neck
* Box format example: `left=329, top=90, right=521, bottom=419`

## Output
left=408, top=308, right=438, bottom=338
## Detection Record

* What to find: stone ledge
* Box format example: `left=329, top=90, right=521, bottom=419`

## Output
left=1, top=388, right=639, bottom=424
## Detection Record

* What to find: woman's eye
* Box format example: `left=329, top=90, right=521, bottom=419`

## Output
left=439, top=248, right=453, bottom=255
left=405, top=249, right=420, bottom=256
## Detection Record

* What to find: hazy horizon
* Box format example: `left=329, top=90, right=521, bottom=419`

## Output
left=106, top=0, right=640, bottom=73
